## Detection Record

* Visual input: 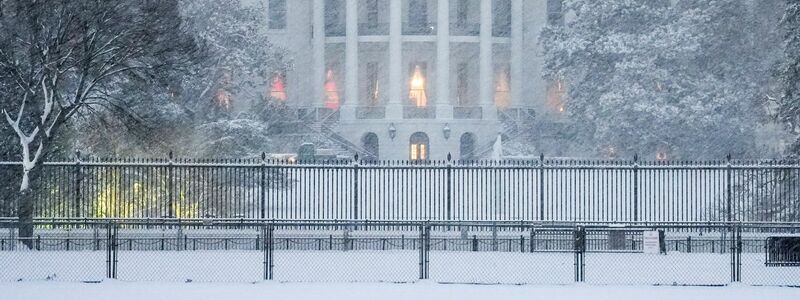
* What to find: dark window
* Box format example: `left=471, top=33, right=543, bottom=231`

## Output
left=460, top=133, right=476, bottom=160
left=362, top=133, right=380, bottom=161
left=367, top=0, right=379, bottom=27
left=493, top=0, right=511, bottom=37
left=547, top=0, right=564, bottom=26
left=269, top=0, right=287, bottom=29
left=408, top=0, right=428, bottom=27
left=457, top=63, right=470, bottom=106
left=456, top=0, right=468, bottom=25
left=325, top=0, right=345, bottom=36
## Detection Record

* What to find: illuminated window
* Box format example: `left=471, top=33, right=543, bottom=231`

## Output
left=494, top=65, right=510, bottom=108
left=269, top=0, right=287, bottom=29
left=324, top=69, right=340, bottom=109
left=409, top=64, right=427, bottom=107
left=410, top=132, right=430, bottom=161
left=215, top=89, right=232, bottom=111
left=546, top=79, right=566, bottom=113
left=270, top=72, right=287, bottom=101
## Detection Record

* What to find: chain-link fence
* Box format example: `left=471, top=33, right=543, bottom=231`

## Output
left=0, top=220, right=798, bottom=286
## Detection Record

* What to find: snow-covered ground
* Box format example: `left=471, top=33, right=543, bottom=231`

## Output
left=2, top=250, right=799, bottom=286
left=2, top=281, right=800, bottom=300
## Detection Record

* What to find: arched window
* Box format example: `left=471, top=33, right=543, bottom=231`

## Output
left=409, top=132, right=430, bottom=161
left=361, top=133, right=379, bottom=161
left=460, top=133, right=476, bottom=161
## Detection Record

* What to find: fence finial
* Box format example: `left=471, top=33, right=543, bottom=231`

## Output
left=447, top=153, right=452, bottom=162
left=75, top=151, right=81, bottom=162
left=727, top=154, right=732, bottom=162
left=354, top=153, right=359, bottom=162
left=168, top=151, right=174, bottom=161
left=261, top=152, right=267, bottom=161
left=634, top=154, right=639, bottom=162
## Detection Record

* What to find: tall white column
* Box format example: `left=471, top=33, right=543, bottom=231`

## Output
left=386, top=0, right=403, bottom=120
left=480, top=0, right=496, bottom=120
left=342, top=0, right=359, bottom=120
left=313, top=0, right=326, bottom=111
left=510, top=0, right=523, bottom=109
left=436, top=0, right=452, bottom=119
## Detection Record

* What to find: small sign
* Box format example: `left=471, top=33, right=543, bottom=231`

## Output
left=643, top=231, right=660, bottom=254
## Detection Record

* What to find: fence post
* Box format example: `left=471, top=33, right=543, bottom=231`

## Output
left=633, top=154, right=639, bottom=222
left=353, top=154, right=360, bottom=220
left=419, top=224, right=425, bottom=279
left=446, top=153, right=452, bottom=220
left=574, top=226, right=586, bottom=282
left=735, top=225, right=742, bottom=282
left=167, top=151, right=175, bottom=218
left=539, top=154, right=545, bottom=221
left=74, top=151, right=82, bottom=218
left=264, top=223, right=274, bottom=280
left=106, top=222, right=112, bottom=279
left=417, top=223, right=430, bottom=279
left=726, top=154, right=732, bottom=222
left=686, top=236, right=692, bottom=253
left=260, top=153, right=267, bottom=219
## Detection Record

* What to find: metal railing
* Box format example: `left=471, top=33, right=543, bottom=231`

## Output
left=1, top=157, right=800, bottom=222
left=0, top=219, right=798, bottom=285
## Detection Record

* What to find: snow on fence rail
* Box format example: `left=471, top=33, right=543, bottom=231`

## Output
left=1, top=156, right=799, bottom=222
left=0, top=220, right=799, bottom=285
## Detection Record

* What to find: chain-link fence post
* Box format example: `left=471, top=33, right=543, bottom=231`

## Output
left=263, top=222, right=274, bottom=280
left=106, top=221, right=118, bottom=279
left=106, top=222, right=112, bottom=279
left=418, top=223, right=430, bottom=279
left=574, top=226, right=586, bottom=282
left=424, top=224, right=430, bottom=279
left=735, top=224, right=742, bottom=282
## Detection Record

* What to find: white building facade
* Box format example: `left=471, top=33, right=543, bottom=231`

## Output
left=263, top=0, right=565, bottom=160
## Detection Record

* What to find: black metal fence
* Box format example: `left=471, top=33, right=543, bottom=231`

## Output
left=1, top=219, right=799, bottom=285
left=1, top=156, right=800, bottom=222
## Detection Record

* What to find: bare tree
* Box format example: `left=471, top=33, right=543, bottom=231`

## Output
left=0, top=0, right=196, bottom=246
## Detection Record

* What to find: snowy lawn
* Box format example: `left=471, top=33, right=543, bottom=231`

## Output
left=2, top=281, right=800, bottom=300
left=3, top=251, right=800, bottom=285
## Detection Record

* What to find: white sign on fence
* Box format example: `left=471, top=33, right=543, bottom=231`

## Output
left=643, top=231, right=660, bottom=254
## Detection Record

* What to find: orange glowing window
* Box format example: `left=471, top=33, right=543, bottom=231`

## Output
left=409, top=64, right=427, bottom=107
left=270, top=72, right=287, bottom=101
left=324, top=70, right=340, bottom=109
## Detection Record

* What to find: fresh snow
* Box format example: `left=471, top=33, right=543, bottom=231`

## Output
left=2, top=250, right=799, bottom=286
left=2, top=281, right=799, bottom=300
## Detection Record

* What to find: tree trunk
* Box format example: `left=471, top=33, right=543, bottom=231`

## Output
left=17, top=164, right=42, bottom=249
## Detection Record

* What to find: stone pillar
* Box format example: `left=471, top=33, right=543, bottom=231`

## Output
left=480, top=0, right=496, bottom=120
left=387, top=0, right=403, bottom=120
left=436, top=0, right=452, bottom=119
left=313, top=0, right=326, bottom=111
left=510, top=0, right=523, bottom=108
left=342, top=0, right=359, bottom=120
